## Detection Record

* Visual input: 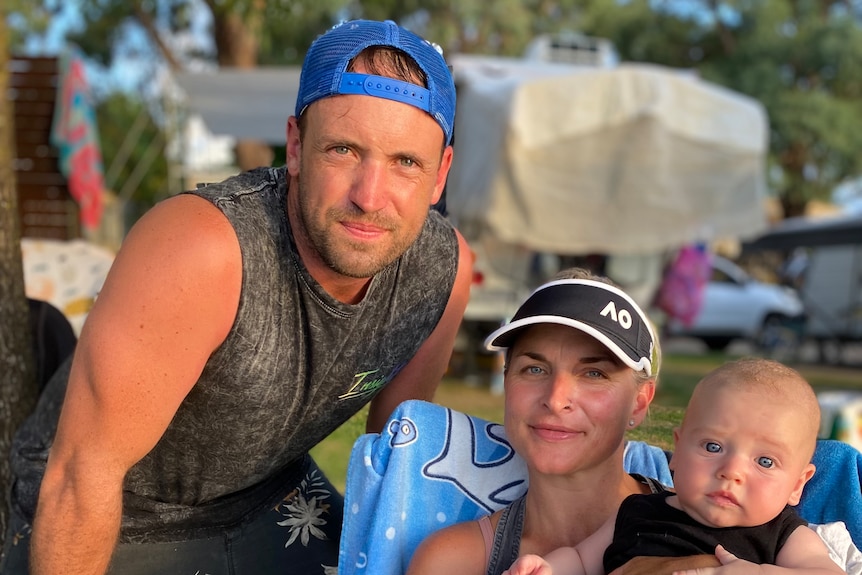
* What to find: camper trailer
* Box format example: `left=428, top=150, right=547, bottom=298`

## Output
left=744, top=212, right=862, bottom=362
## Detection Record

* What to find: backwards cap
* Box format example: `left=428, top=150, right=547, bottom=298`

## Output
left=294, top=19, right=456, bottom=145
left=485, top=279, right=658, bottom=377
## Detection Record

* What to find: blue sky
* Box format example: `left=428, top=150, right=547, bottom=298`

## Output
left=13, top=0, right=215, bottom=95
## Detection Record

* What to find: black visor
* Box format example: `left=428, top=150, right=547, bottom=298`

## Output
left=485, top=279, right=656, bottom=376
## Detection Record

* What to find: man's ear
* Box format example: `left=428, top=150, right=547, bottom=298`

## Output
left=430, top=145, right=453, bottom=205
left=787, top=463, right=816, bottom=506
left=286, top=116, right=302, bottom=177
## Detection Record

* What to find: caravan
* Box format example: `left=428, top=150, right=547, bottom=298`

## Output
left=744, top=212, right=862, bottom=362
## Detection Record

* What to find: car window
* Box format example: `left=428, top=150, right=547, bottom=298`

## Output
left=711, top=267, right=736, bottom=284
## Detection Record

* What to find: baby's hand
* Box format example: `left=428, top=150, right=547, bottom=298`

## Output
left=671, top=545, right=756, bottom=575
left=503, top=554, right=555, bottom=575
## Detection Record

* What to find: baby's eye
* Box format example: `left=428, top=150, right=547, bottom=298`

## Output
left=757, top=456, right=774, bottom=469
left=704, top=442, right=721, bottom=453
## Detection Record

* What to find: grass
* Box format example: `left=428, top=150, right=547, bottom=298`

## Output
left=310, top=350, right=862, bottom=492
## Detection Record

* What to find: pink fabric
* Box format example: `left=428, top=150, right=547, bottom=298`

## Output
left=51, top=49, right=105, bottom=230
left=655, top=245, right=711, bottom=326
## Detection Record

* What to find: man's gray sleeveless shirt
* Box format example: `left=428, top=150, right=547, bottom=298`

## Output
left=10, top=166, right=458, bottom=542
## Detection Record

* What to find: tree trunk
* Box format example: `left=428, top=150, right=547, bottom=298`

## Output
left=235, top=140, right=274, bottom=171
left=139, top=1, right=274, bottom=171
left=209, top=1, right=274, bottom=170
left=0, top=13, right=39, bottom=547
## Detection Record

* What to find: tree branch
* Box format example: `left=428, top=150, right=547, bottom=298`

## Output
left=132, top=0, right=184, bottom=72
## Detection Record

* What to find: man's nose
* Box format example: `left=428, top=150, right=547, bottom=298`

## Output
left=349, top=160, right=388, bottom=213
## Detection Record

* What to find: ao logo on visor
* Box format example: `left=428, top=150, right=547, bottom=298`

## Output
left=600, top=301, right=632, bottom=329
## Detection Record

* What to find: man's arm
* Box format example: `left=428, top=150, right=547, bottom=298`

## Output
left=30, top=195, right=242, bottom=575
left=608, top=555, right=721, bottom=575
left=613, top=524, right=845, bottom=575
left=366, top=229, right=472, bottom=433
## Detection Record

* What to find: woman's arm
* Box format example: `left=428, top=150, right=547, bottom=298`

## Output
left=407, top=518, right=489, bottom=575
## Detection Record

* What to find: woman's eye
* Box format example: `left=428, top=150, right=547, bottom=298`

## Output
left=584, top=369, right=604, bottom=379
left=527, top=365, right=544, bottom=375
left=757, top=456, right=774, bottom=469
left=704, top=442, right=721, bottom=453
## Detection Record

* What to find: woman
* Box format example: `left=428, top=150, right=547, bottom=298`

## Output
left=407, top=268, right=664, bottom=575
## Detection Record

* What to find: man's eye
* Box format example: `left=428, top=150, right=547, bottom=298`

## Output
left=400, top=157, right=415, bottom=167
left=704, top=442, right=721, bottom=453
left=334, top=146, right=349, bottom=154
left=757, top=456, right=774, bottom=469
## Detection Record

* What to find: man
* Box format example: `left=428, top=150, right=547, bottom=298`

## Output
left=1, top=19, right=471, bottom=575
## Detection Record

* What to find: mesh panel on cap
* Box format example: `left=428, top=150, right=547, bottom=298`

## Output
left=295, top=20, right=456, bottom=144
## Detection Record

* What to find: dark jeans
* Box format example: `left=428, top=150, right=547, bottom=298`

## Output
left=1, top=462, right=343, bottom=575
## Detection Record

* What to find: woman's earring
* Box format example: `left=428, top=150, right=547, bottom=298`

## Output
left=628, top=419, right=635, bottom=427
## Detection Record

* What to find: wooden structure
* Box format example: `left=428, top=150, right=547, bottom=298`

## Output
left=10, top=56, right=79, bottom=240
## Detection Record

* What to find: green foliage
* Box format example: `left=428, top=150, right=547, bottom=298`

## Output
left=5, top=0, right=54, bottom=51
left=254, top=1, right=351, bottom=65
left=96, top=92, right=169, bottom=215
left=67, top=1, right=140, bottom=67
left=58, top=0, right=351, bottom=68
left=581, top=0, right=862, bottom=214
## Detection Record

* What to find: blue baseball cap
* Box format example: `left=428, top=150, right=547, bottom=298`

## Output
left=294, top=19, right=456, bottom=145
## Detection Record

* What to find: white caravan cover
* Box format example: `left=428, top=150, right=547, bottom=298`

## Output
left=446, top=55, right=769, bottom=254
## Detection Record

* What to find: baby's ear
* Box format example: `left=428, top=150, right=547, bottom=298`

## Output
left=787, top=463, right=816, bottom=506
left=668, top=427, right=681, bottom=471
left=672, top=427, right=681, bottom=447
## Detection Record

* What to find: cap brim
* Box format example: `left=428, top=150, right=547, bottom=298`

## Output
left=485, top=316, right=648, bottom=374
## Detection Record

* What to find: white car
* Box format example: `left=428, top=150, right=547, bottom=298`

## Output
left=666, top=256, right=806, bottom=351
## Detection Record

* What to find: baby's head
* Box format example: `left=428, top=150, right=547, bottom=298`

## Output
left=669, top=358, right=820, bottom=528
